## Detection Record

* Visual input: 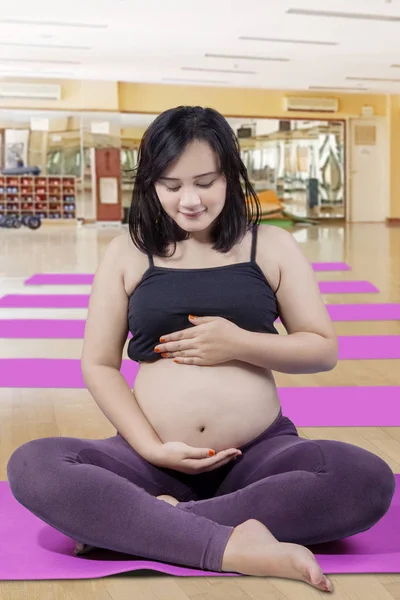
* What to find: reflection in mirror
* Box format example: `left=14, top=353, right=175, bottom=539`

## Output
left=229, top=118, right=345, bottom=220
left=0, top=110, right=344, bottom=223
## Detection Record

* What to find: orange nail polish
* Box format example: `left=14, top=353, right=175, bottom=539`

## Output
left=189, top=315, right=195, bottom=320
left=160, top=337, right=166, bottom=343
left=208, top=450, right=215, bottom=456
left=154, top=348, right=161, bottom=353
left=173, top=359, right=179, bottom=363
left=161, top=353, right=168, bottom=358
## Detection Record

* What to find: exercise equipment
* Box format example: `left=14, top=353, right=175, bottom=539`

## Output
left=0, top=215, right=42, bottom=230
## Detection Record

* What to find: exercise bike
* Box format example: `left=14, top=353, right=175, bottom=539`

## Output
left=0, top=214, right=42, bottom=229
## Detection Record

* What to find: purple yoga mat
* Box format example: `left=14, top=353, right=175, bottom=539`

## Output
left=23, top=263, right=352, bottom=286
left=1, top=322, right=399, bottom=360
left=1, top=359, right=399, bottom=426
left=0, top=476, right=399, bottom=579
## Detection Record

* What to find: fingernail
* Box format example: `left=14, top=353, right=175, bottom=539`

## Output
left=161, top=353, right=168, bottom=358
left=160, top=337, right=166, bottom=343
left=154, top=348, right=161, bottom=353
left=189, top=315, right=196, bottom=319
left=208, top=450, right=215, bottom=456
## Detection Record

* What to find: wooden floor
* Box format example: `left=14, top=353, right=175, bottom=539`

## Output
left=1, top=221, right=400, bottom=599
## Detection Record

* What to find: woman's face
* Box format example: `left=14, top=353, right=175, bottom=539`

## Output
left=154, top=140, right=227, bottom=237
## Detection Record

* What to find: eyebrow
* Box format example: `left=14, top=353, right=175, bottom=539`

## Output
left=159, top=171, right=218, bottom=181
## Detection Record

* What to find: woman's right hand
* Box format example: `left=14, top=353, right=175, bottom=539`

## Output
left=151, top=441, right=242, bottom=474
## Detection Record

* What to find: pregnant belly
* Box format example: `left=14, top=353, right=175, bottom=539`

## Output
left=133, top=359, right=281, bottom=452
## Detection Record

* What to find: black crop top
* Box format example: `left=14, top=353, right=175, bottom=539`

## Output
left=127, top=224, right=279, bottom=363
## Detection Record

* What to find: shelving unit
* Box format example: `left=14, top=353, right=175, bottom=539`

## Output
left=0, top=175, right=76, bottom=220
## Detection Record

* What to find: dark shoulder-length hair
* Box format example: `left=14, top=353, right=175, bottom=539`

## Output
left=128, top=105, right=261, bottom=257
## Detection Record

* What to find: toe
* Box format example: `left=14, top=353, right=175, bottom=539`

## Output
left=74, top=542, right=85, bottom=555
left=311, top=571, right=333, bottom=593
left=304, top=559, right=333, bottom=591
left=74, top=543, right=96, bottom=556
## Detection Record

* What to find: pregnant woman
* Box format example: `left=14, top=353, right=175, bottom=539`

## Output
left=7, top=106, right=395, bottom=594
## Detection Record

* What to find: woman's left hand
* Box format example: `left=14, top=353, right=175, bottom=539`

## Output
left=154, top=315, right=241, bottom=366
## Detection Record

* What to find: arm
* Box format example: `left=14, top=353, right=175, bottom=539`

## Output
left=236, top=226, right=338, bottom=374
left=81, top=234, right=163, bottom=462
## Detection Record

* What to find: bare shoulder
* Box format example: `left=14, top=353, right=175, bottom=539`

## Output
left=105, top=230, right=149, bottom=295
left=254, top=224, right=300, bottom=292
left=257, top=223, right=299, bottom=256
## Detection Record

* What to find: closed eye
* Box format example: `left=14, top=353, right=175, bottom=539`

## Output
left=197, top=181, right=215, bottom=189
left=165, top=181, right=215, bottom=192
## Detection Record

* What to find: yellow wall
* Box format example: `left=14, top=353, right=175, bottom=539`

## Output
left=0, top=78, right=387, bottom=118
left=118, top=83, right=387, bottom=119
left=388, top=95, right=400, bottom=220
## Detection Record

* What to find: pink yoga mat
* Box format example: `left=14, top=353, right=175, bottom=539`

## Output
left=1, top=359, right=399, bottom=426
left=1, top=322, right=399, bottom=360
left=327, top=303, right=400, bottom=321
left=0, top=282, right=380, bottom=309
left=0, top=303, right=398, bottom=321
left=0, top=476, right=399, bottom=579
left=23, top=263, right=352, bottom=285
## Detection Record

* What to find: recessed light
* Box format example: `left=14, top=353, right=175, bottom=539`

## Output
left=0, top=18, right=107, bottom=28
left=309, top=85, right=369, bottom=91
left=0, top=58, right=81, bottom=65
left=286, top=8, right=400, bottom=22
left=163, top=77, right=230, bottom=84
left=0, top=42, right=92, bottom=50
left=205, top=53, right=289, bottom=62
left=347, top=76, right=400, bottom=82
left=239, top=36, right=338, bottom=46
left=182, top=66, right=256, bottom=75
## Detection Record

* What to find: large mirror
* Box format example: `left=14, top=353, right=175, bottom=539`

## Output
left=0, top=110, right=345, bottom=222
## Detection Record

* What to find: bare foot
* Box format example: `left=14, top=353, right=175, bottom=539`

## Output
left=157, top=494, right=179, bottom=507
left=222, top=519, right=333, bottom=593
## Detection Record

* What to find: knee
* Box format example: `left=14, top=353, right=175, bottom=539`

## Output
left=368, top=459, right=396, bottom=519
left=7, top=438, right=53, bottom=507
left=350, top=456, right=396, bottom=528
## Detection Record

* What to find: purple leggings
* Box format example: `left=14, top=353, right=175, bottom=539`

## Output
left=7, top=408, right=395, bottom=573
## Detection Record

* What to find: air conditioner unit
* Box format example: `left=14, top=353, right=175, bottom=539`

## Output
left=0, top=83, right=61, bottom=100
left=284, top=96, right=339, bottom=113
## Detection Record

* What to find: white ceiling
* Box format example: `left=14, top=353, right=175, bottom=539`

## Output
left=1, top=0, right=400, bottom=92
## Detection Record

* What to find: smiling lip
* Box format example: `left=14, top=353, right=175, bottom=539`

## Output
left=180, top=210, right=205, bottom=218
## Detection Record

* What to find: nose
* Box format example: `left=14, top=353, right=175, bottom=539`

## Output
left=179, top=189, right=203, bottom=210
